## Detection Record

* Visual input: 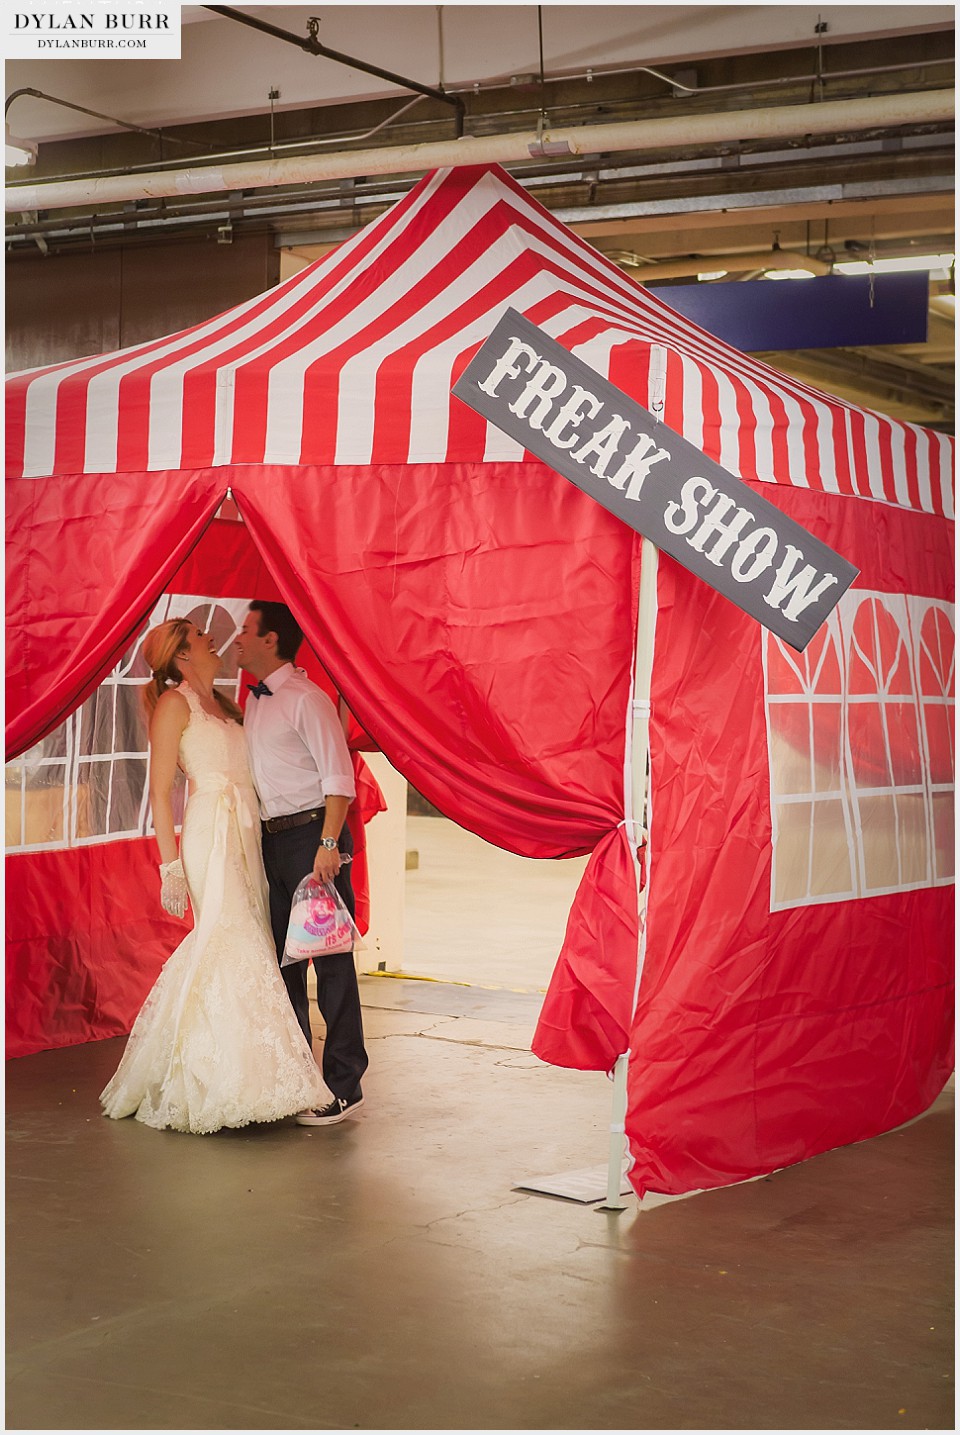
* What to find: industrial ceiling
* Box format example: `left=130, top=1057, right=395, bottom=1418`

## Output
left=5, top=4, right=954, bottom=427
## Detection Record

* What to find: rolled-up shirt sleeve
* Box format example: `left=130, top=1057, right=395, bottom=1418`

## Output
left=295, top=687, right=356, bottom=800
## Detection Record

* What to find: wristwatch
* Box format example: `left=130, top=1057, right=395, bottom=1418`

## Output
left=320, top=837, right=338, bottom=850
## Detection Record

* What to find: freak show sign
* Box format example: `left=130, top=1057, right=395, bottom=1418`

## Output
left=453, top=308, right=858, bottom=651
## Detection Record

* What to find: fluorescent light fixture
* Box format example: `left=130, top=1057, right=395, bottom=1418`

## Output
left=764, top=268, right=816, bottom=281
left=697, top=270, right=728, bottom=281
left=835, top=253, right=955, bottom=279
left=5, top=124, right=37, bottom=167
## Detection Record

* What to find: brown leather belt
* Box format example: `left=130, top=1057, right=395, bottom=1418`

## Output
left=262, top=807, right=323, bottom=834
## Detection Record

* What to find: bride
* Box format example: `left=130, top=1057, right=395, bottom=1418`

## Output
left=100, top=617, right=326, bottom=1133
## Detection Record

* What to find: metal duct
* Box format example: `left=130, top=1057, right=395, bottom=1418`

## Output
left=7, top=89, right=954, bottom=215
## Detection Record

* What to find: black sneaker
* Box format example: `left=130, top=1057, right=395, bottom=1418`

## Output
left=295, top=1094, right=364, bottom=1126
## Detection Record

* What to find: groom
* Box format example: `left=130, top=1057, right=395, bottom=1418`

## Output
left=236, top=600, right=369, bottom=1127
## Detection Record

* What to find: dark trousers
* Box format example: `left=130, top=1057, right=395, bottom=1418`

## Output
left=261, top=812, right=368, bottom=1103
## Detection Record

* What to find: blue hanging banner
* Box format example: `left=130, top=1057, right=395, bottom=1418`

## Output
left=648, top=272, right=930, bottom=351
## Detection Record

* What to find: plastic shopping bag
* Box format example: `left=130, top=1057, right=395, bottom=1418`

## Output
left=281, top=874, right=364, bottom=966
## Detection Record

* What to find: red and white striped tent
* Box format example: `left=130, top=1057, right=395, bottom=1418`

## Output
left=7, top=164, right=954, bottom=1195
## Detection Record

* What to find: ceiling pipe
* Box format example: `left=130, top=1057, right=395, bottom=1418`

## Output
left=4, top=87, right=221, bottom=153
left=4, top=88, right=426, bottom=174
left=438, top=52, right=953, bottom=99
left=203, top=5, right=465, bottom=136
left=7, top=88, right=953, bottom=215
left=6, top=86, right=160, bottom=135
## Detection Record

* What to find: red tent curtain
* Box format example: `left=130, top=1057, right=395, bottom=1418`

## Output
left=233, top=460, right=643, bottom=1065
left=627, top=486, right=954, bottom=1196
left=230, top=461, right=638, bottom=856
left=531, top=825, right=641, bottom=1070
left=7, top=461, right=643, bottom=1059
left=5, top=504, right=393, bottom=1057
left=6, top=469, right=225, bottom=760
left=6, top=841, right=192, bottom=1058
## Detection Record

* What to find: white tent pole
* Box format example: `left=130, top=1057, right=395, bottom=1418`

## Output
left=598, top=345, right=666, bottom=1212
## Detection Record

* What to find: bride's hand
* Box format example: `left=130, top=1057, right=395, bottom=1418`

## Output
left=159, top=858, right=189, bottom=919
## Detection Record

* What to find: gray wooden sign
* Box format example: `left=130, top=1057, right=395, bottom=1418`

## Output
left=452, top=308, right=859, bottom=651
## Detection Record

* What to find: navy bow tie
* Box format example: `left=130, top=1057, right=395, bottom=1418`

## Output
left=247, top=680, right=272, bottom=699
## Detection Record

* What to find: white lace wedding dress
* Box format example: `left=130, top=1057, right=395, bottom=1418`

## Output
left=100, top=685, right=325, bottom=1133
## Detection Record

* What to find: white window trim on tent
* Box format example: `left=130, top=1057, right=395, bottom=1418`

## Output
left=765, top=590, right=955, bottom=910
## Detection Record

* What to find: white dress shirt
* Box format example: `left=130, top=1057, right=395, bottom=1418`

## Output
left=242, top=663, right=356, bottom=820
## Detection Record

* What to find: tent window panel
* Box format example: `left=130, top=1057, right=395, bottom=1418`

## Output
left=106, top=758, right=148, bottom=837
left=69, top=774, right=96, bottom=841
left=78, top=702, right=97, bottom=757
left=894, top=793, right=930, bottom=887
left=847, top=702, right=890, bottom=788
left=811, top=704, right=843, bottom=793
left=5, top=731, right=73, bottom=851
left=5, top=762, right=25, bottom=848
left=6, top=594, right=250, bottom=855
left=766, top=641, right=807, bottom=696
left=886, top=703, right=923, bottom=787
left=923, top=702, right=954, bottom=785
left=918, top=607, right=955, bottom=699
left=121, top=637, right=150, bottom=679
left=78, top=686, right=147, bottom=761
left=858, top=794, right=900, bottom=890
left=79, top=749, right=183, bottom=842
left=765, top=590, right=954, bottom=910
left=808, top=800, right=855, bottom=898
left=772, top=800, right=813, bottom=906
left=931, top=793, right=954, bottom=880
left=848, top=597, right=911, bottom=695
left=24, top=753, right=68, bottom=788
left=887, top=642, right=915, bottom=696
left=91, top=695, right=119, bottom=756
left=38, top=725, right=68, bottom=760
left=114, top=686, right=149, bottom=755
left=83, top=760, right=112, bottom=838
left=14, top=761, right=68, bottom=846
left=767, top=703, right=814, bottom=796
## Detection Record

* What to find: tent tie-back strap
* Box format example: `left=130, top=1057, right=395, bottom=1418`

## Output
left=617, top=818, right=648, bottom=889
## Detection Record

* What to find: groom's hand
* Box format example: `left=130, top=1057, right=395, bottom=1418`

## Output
left=313, top=843, right=341, bottom=884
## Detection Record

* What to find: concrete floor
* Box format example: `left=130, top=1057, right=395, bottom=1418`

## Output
left=6, top=818, right=955, bottom=1430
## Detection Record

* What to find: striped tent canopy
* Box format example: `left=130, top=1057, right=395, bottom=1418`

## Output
left=7, top=162, right=953, bottom=515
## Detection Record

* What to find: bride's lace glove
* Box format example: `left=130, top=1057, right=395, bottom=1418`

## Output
left=159, top=859, right=188, bottom=918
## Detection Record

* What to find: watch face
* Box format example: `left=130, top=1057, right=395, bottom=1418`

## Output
left=322, top=837, right=337, bottom=849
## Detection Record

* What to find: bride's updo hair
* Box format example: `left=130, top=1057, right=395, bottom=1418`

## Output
left=142, top=618, right=193, bottom=720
